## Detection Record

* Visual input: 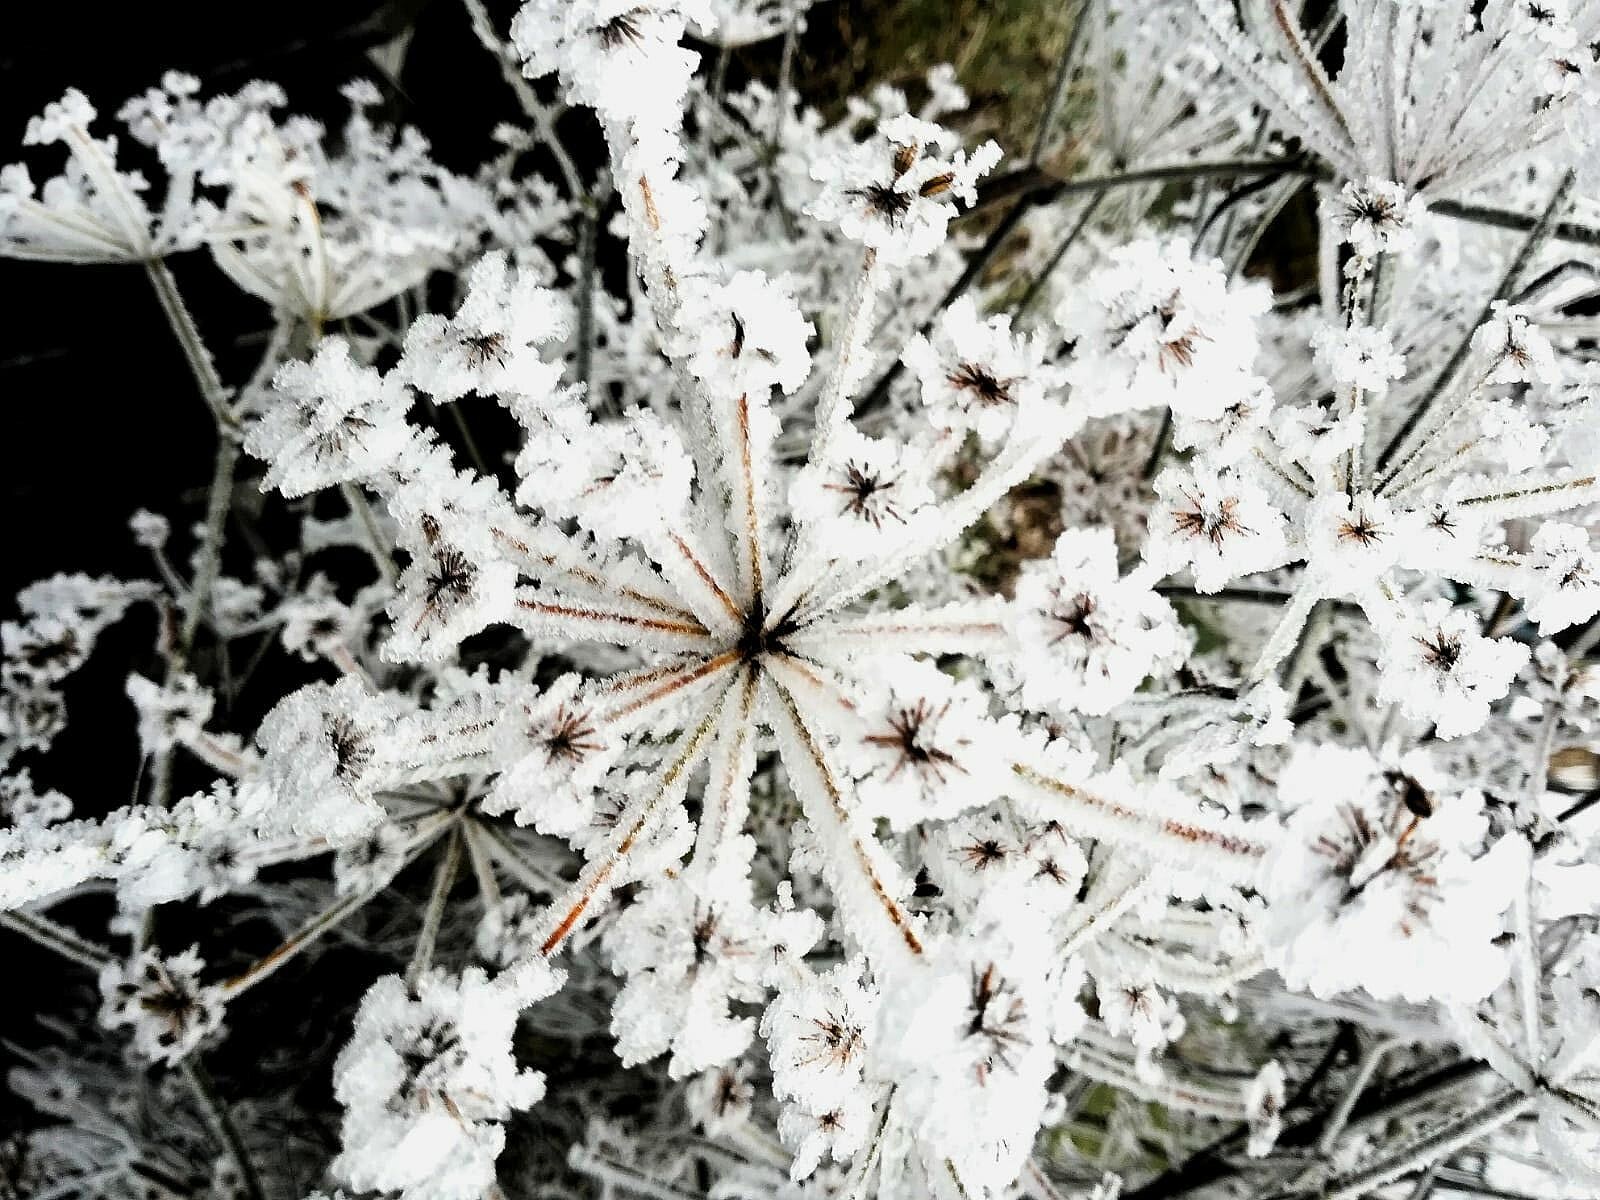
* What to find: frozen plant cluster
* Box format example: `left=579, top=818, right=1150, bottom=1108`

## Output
left=3, top=2, right=1600, bottom=1199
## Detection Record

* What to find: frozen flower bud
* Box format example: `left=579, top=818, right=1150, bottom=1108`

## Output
left=383, top=514, right=519, bottom=665
left=249, top=677, right=405, bottom=843
left=399, top=251, right=571, bottom=405
left=1522, top=522, right=1600, bottom=634
left=1303, top=491, right=1410, bottom=591
left=476, top=893, right=543, bottom=969
left=3, top=615, right=92, bottom=685
left=1261, top=744, right=1519, bottom=1003
left=125, top=672, right=214, bottom=758
left=99, top=948, right=225, bottom=1065
left=250, top=339, right=415, bottom=498
left=671, top=269, right=815, bottom=397
left=333, top=822, right=411, bottom=896
left=1327, top=178, right=1425, bottom=265
left=2, top=89, right=170, bottom=262
left=763, top=960, right=877, bottom=1126
left=869, top=906, right=1055, bottom=1195
left=788, top=425, right=936, bottom=558
left=278, top=581, right=366, bottom=662
left=902, top=296, right=1055, bottom=447
left=1145, top=464, right=1290, bottom=594
left=685, top=1062, right=755, bottom=1137
left=0, top=769, right=72, bottom=830
left=808, top=113, right=1000, bottom=265
left=606, top=868, right=820, bottom=1078
left=1472, top=302, right=1562, bottom=387
left=128, top=510, right=170, bottom=551
left=1011, top=528, right=1187, bottom=716
left=518, top=408, right=694, bottom=542
left=1097, top=972, right=1185, bottom=1060
left=776, top=1088, right=873, bottom=1181
left=512, top=0, right=713, bottom=130
left=1172, top=378, right=1274, bottom=466
left=1, top=678, right=67, bottom=758
left=1270, top=402, right=1362, bottom=472
left=1374, top=599, right=1528, bottom=739
left=481, top=674, right=620, bottom=837
left=1058, top=238, right=1267, bottom=421
left=1245, top=1061, right=1286, bottom=1157
left=331, top=967, right=556, bottom=1200
left=1312, top=322, right=1407, bottom=394
left=850, top=657, right=1013, bottom=830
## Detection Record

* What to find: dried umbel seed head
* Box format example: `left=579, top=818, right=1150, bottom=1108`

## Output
left=1172, top=491, right=1252, bottom=546
left=946, top=362, right=1015, bottom=408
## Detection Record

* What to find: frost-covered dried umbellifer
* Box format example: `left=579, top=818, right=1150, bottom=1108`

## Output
left=4, top=2, right=1600, bottom=1200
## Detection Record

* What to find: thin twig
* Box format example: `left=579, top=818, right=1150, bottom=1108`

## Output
left=405, top=826, right=463, bottom=990
left=0, top=909, right=115, bottom=970
left=1376, top=171, right=1576, bottom=473
left=181, top=1057, right=267, bottom=1200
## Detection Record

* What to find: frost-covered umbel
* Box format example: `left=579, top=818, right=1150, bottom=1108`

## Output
left=4, top=2, right=1600, bottom=1200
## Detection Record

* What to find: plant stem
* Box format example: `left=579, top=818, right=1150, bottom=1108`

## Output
left=0, top=908, right=115, bottom=970
left=144, top=259, right=236, bottom=431
left=405, top=826, right=463, bottom=990
left=179, top=433, right=243, bottom=662
left=1376, top=170, right=1576, bottom=473
left=342, top=482, right=399, bottom=587
left=222, top=812, right=454, bottom=997
left=181, top=1057, right=266, bottom=1200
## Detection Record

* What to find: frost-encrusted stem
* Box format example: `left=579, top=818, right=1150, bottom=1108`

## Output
left=1008, top=763, right=1269, bottom=881
left=1061, top=867, right=1150, bottom=958
left=1317, top=1037, right=1400, bottom=1155
left=0, top=908, right=115, bottom=970
left=534, top=681, right=735, bottom=958
left=144, top=258, right=236, bottom=430
left=690, top=666, right=759, bottom=872
left=1070, top=1038, right=1247, bottom=1121
left=568, top=1146, right=706, bottom=1200
left=342, top=482, right=400, bottom=587
left=461, top=0, right=584, bottom=196
left=178, top=432, right=242, bottom=660
left=473, top=821, right=567, bottom=897
left=405, top=826, right=462, bottom=990
left=1318, top=1087, right=1535, bottom=1200
left=766, top=663, right=925, bottom=963
left=810, top=248, right=879, bottom=461
left=1377, top=170, right=1576, bottom=472
left=221, top=811, right=455, bottom=997
left=1249, top=583, right=1322, bottom=685
left=575, top=198, right=600, bottom=394
left=840, top=1087, right=896, bottom=1200
left=463, top=819, right=502, bottom=911
left=181, top=1057, right=266, bottom=1200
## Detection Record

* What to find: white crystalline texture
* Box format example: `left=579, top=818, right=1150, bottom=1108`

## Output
left=1261, top=744, right=1521, bottom=1003
left=399, top=251, right=571, bottom=405
left=98, top=948, right=225, bottom=1065
left=1145, top=464, right=1291, bottom=594
left=250, top=340, right=415, bottom=498
left=808, top=113, right=1000, bottom=265
left=512, top=1, right=714, bottom=129
left=331, top=966, right=558, bottom=1200
left=249, top=677, right=406, bottom=843
left=1374, top=599, right=1529, bottom=739
left=902, top=297, right=1056, bottom=446
left=1012, top=528, right=1187, bottom=716
left=1058, top=238, right=1268, bottom=421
